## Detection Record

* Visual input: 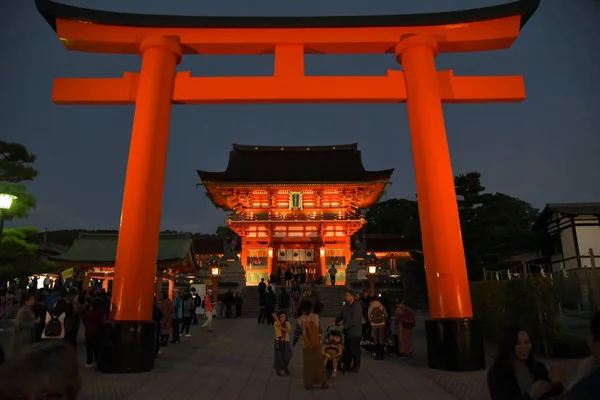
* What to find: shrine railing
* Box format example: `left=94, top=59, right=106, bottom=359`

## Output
left=227, top=214, right=365, bottom=222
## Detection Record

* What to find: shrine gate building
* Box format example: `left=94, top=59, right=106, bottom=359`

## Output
left=198, top=143, right=392, bottom=285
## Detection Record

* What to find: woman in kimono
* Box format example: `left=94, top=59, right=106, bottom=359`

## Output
left=159, top=292, right=174, bottom=345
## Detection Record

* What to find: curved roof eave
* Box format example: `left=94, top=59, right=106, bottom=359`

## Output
left=36, top=0, right=540, bottom=32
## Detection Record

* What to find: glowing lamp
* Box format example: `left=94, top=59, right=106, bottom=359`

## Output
left=320, top=248, right=325, bottom=257
left=268, top=248, right=273, bottom=258
left=0, top=194, right=16, bottom=210
left=367, top=265, right=377, bottom=275
left=210, top=266, right=222, bottom=277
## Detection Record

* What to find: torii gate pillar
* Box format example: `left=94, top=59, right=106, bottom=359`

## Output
left=397, top=35, right=483, bottom=371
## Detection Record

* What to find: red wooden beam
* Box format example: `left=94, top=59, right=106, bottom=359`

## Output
left=52, top=70, right=525, bottom=105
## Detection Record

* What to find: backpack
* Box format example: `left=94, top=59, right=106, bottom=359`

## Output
left=370, top=306, right=386, bottom=325
left=303, top=316, right=321, bottom=348
left=401, top=308, right=415, bottom=329
left=44, top=314, right=63, bottom=337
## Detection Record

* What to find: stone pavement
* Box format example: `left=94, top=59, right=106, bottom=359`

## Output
left=79, top=317, right=459, bottom=400
left=2, top=315, right=584, bottom=400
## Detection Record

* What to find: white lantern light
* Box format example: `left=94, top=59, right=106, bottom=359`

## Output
left=0, top=194, right=16, bottom=210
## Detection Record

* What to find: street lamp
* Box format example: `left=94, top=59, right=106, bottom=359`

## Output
left=365, top=254, right=382, bottom=297
left=0, top=194, right=17, bottom=242
left=210, top=265, right=222, bottom=303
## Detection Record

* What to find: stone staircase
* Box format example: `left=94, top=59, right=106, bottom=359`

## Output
left=241, top=285, right=347, bottom=318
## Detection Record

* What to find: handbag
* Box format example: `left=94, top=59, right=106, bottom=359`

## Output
left=274, top=339, right=282, bottom=351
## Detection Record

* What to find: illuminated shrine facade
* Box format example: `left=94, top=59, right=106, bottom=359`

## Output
left=198, top=144, right=393, bottom=285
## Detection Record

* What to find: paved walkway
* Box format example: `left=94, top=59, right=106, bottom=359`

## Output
left=77, top=317, right=459, bottom=400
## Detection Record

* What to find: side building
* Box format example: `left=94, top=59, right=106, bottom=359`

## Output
left=197, top=143, right=393, bottom=285
left=536, top=202, right=600, bottom=271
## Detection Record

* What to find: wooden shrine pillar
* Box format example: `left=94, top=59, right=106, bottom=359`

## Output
left=319, top=246, right=327, bottom=279
left=155, top=270, right=164, bottom=298
left=267, top=247, right=274, bottom=277
left=240, top=243, right=248, bottom=270
left=344, top=239, right=352, bottom=268
left=110, top=36, right=182, bottom=323
left=82, top=272, right=91, bottom=291
left=168, top=279, right=175, bottom=300
left=102, top=278, right=109, bottom=292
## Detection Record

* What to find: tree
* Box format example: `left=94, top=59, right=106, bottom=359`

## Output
left=364, top=198, right=421, bottom=241
left=0, top=140, right=37, bottom=182
left=453, top=172, right=540, bottom=278
left=464, top=192, right=539, bottom=273
left=364, top=172, right=540, bottom=281
left=215, top=225, right=235, bottom=237
left=0, top=227, right=59, bottom=281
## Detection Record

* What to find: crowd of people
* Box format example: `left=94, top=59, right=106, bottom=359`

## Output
left=1, top=277, right=599, bottom=399
left=256, top=275, right=418, bottom=390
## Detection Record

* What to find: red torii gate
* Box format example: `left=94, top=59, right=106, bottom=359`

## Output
left=36, top=0, right=540, bottom=373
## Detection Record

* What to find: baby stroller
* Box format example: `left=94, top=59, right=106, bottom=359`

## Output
left=323, top=325, right=345, bottom=378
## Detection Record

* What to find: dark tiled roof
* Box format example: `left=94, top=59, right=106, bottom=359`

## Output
left=197, top=144, right=393, bottom=183
left=351, top=234, right=416, bottom=252
left=36, top=0, right=539, bottom=31
left=50, top=233, right=195, bottom=264
left=545, top=203, right=600, bottom=216
left=536, top=202, right=600, bottom=227
left=192, top=235, right=241, bottom=255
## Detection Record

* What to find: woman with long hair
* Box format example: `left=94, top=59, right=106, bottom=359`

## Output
left=159, top=292, right=174, bottom=345
left=292, top=300, right=328, bottom=390
left=487, top=326, right=564, bottom=400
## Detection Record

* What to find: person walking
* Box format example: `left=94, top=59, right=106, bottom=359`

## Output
left=368, top=297, right=388, bottom=360
left=159, top=292, right=174, bottom=345
left=180, top=293, right=194, bottom=337
left=278, top=287, right=290, bottom=316
left=293, top=300, right=328, bottom=390
left=171, top=289, right=182, bottom=344
left=264, top=286, right=277, bottom=326
left=395, top=298, right=415, bottom=358
left=334, top=290, right=363, bottom=372
left=202, top=289, right=214, bottom=332
left=82, top=297, right=105, bottom=367
left=272, top=311, right=292, bottom=376
left=234, top=292, right=243, bottom=317
left=41, top=298, right=67, bottom=341
left=328, top=265, right=338, bottom=286
left=11, top=295, right=37, bottom=355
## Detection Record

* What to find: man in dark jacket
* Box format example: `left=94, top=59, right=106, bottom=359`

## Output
left=278, top=287, right=290, bottom=315
left=264, top=286, right=277, bottom=326
left=359, top=289, right=371, bottom=343
left=257, top=278, right=267, bottom=323
left=335, top=290, right=363, bottom=372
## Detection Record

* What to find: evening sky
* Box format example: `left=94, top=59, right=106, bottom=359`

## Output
left=2, top=0, right=599, bottom=233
